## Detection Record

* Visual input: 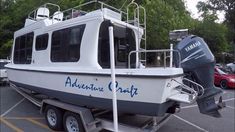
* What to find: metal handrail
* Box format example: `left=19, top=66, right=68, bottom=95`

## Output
left=128, top=49, right=181, bottom=68
left=61, top=0, right=128, bottom=19
left=139, top=5, right=147, bottom=66
left=126, top=2, right=147, bottom=69
left=28, top=3, right=61, bottom=20
left=127, top=1, right=139, bottom=23
left=98, top=1, right=127, bottom=16
left=183, top=77, right=205, bottom=97
left=172, top=79, right=199, bottom=103
left=28, top=0, right=128, bottom=22
left=172, top=77, right=205, bottom=98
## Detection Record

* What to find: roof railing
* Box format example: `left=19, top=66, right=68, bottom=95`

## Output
left=28, top=3, right=60, bottom=20
left=27, top=0, right=128, bottom=22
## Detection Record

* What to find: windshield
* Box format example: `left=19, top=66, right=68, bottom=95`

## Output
left=0, top=62, right=8, bottom=69
left=217, top=68, right=228, bottom=75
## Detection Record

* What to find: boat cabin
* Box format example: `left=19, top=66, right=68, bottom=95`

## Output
left=11, top=2, right=145, bottom=70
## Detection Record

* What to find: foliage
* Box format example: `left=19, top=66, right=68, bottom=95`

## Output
left=197, top=0, right=235, bottom=25
left=144, top=0, right=195, bottom=49
left=0, top=39, right=12, bottom=59
left=197, top=0, right=235, bottom=61
left=192, top=16, right=229, bottom=53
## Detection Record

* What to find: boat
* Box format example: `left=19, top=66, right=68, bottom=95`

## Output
left=6, top=0, right=224, bottom=117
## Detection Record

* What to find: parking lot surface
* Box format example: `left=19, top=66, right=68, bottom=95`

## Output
left=0, top=85, right=234, bottom=132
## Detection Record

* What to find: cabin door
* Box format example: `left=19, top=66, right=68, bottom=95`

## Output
left=98, top=21, right=136, bottom=68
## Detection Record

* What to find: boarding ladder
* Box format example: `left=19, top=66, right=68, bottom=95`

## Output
left=127, top=0, right=147, bottom=66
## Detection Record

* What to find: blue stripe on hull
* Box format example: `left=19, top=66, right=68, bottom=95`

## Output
left=11, top=81, right=177, bottom=116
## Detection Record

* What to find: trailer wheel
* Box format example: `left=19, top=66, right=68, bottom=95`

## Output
left=63, top=111, right=85, bottom=132
left=45, top=105, right=63, bottom=130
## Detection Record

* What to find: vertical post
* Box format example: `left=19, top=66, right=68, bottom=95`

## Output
left=72, top=9, right=74, bottom=18
left=164, top=52, right=166, bottom=68
left=34, top=11, right=36, bottom=20
left=109, top=25, right=119, bottom=132
left=153, top=117, right=157, bottom=126
left=170, top=44, right=173, bottom=67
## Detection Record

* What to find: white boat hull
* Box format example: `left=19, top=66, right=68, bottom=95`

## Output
left=7, top=67, right=183, bottom=116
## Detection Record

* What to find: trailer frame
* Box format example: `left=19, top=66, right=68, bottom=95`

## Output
left=10, top=83, right=173, bottom=132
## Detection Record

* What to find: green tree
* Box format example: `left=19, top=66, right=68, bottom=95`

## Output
left=194, top=18, right=229, bottom=52
left=0, top=0, right=231, bottom=62
left=144, top=0, right=195, bottom=49
left=0, top=0, right=85, bottom=58
left=197, top=0, right=235, bottom=25
left=197, top=0, right=235, bottom=61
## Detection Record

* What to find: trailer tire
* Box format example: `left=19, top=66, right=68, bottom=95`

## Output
left=45, top=105, right=63, bottom=131
left=63, top=111, right=85, bottom=132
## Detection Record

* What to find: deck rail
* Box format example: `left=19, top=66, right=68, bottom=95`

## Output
left=28, top=3, right=61, bottom=20
left=27, top=0, right=128, bottom=23
left=182, top=77, right=205, bottom=97
left=171, top=78, right=199, bottom=104
left=128, top=49, right=182, bottom=69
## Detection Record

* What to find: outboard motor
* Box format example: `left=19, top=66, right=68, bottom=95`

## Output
left=174, top=35, right=225, bottom=117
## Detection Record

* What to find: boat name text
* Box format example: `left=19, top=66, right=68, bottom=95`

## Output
left=65, top=76, right=104, bottom=92
left=108, top=81, right=138, bottom=98
left=64, top=76, right=138, bottom=97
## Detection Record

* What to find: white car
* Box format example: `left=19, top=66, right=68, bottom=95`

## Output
left=226, top=62, right=235, bottom=73
left=0, top=59, right=10, bottom=83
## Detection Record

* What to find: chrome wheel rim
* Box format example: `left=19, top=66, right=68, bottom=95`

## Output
left=47, top=109, right=57, bottom=126
left=66, top=116, right=79, bottom=132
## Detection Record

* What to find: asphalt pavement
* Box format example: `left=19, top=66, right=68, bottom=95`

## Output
left=0, top=85, right=234, bottom=132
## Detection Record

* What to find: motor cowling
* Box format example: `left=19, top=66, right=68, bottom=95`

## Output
left=174, top=35, right=225, bottom=117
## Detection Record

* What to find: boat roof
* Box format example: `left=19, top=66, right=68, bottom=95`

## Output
left=14, top=1, right=144, bottom=37
left=0, top=59, right=10, bottom=63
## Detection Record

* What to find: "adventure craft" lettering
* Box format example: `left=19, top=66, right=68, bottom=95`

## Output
left=64, top=76, right=138, bottom=98
left=65, top=76, right=104, bottom=92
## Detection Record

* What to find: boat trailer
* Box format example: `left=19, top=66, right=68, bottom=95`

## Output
left=11, top=83, right=173, bottom=132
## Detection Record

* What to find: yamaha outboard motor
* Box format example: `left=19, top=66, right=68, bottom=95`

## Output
left=174, top=35, right=225, bottom=117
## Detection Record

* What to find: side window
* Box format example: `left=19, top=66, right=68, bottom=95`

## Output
left=98, top=21, right=110, bottom=68
left=36, top=33, right=48, bottom=50
left=51, top=25, right=85, bottom=62
left=13, top=32, right=34, bottom=64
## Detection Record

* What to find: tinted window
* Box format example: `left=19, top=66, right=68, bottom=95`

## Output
left=98, top=21, right=136, bottom=68
left=36, top=33, right=48, bottom=50
left=51, top=25, right=85, bottom=62
left=13, top=32, right=34, bottom=64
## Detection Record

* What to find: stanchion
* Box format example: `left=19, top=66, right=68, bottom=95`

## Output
left=109, top=24, right=119, bottom=132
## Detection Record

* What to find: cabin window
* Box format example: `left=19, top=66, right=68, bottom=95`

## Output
left=13, top=32, right=34, bottom=64
left=36, top=33, right=48, bottom=50
left=98, top=21, right=136, bottom=68
left=51, top=24, right=85, bottom=62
